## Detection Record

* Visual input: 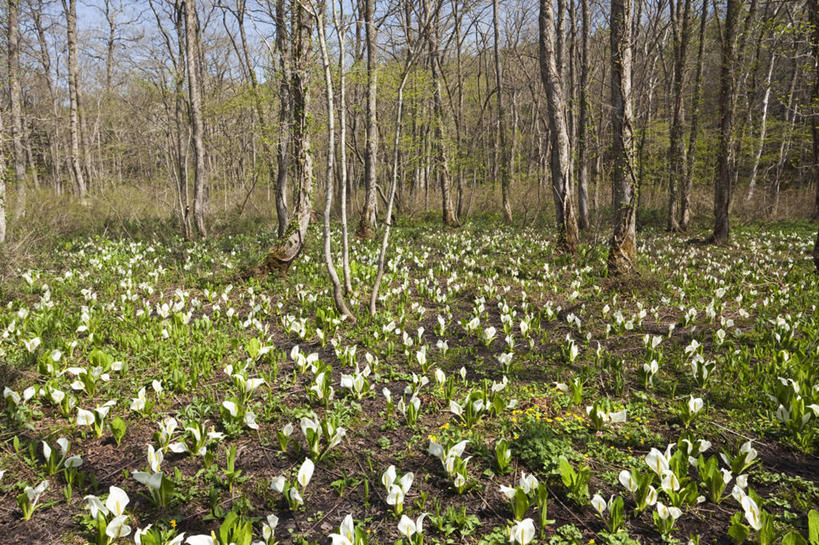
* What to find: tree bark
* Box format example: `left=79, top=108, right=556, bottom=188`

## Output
left=261, top=0, right=314, bottom=274
left=370, top=73, right=410, bottom=314
left=32, top=5, right=61, bottom=193
left=493, top=0, right=513, bottom=223
left=711, top=0, right=740, bottom=243
left=453, top=0, right=466, bottom=220
left=168, top=0, right=192, bottom=239
left=358, top=0, right=378, bottom=238
left=539, top=0, right=579, bottom=252
left=8, top=0, right=26, bottom=218
left=275, top=0, right=291, bottom=237
left=769, top=59, right=799, bottom=217
left=369, top=3, right=433, bottom=315
left=811, top=0, right=819, bottom=221
left=608, top=0, right=638, bottom=275
left=0, top=108, right=5, bottom=244
left=577, top=0, right=590, bottom=230
left=64, top=0, right=87, bottom=198
left=332, top=0, right=353, bottom=294
left=184, top=0, right=208, bottom=237
left=666, top=0, right=691, bottom=232
left=231, top=0, right=278, bottom=225
left=680, top=0, right=707, bottom=230
left=313, top=0, right=355, bottom=321
left=427, top=3, right=458, bottom=227
left=745, top=52, right=775, bottom=203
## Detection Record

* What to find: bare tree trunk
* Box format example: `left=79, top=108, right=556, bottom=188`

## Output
left=167, top=0, right=192, bottom=239
left=576, top=0, right=590, bottom=230
left=728, top=0, right=759, bottom=200
left=32, top=5, right=61, bottom=192
left=358, top=0, right=378, bottom=238
left=680, top=0, right=707, bottom=230
left=0, top=110, right=5, bottom=244
left=539, top=0, right=579, bottom=252
left=493, top=0, right=513, bottom=222
left=261, top=0, right=314, bottom=274
left=711, top=0, right=739, bottom=243
left=567, top=0, right=577, bottom=176
left=64, top=0, right=87, bottom=198
left=185, top=0, right=208, bottom=237
left=769, top=60, right=799, bottom=217
left=312, top=0, right=355, bottom=321
left=556, top=0, right=566, bottom=86
left=25, top=137, right=39, bottom=190
left=666, top=0, right=691, bottom=232
left=229, top=0, right=278, bottom=223
left=635, top=31, right=664, bottom=212
left=745, top=52, right=775, bottom=202
left=428, top=4, right=457, bottom=227
left=8, top=0, right=26, bottom=219
left=509, top=89, right=519, bottom=209
left=275, top=0, right=291, bottom=237
left=369, top=4, right=433, bottom=314
left=453, top=0, right=465, bottom=220
left=608, top=0, right=638, bottom=275
left=332, top=0, right=353, bottom=294
left=370, top=75, right=409, bottom=315
left=811, top=0, right=819, bottom=222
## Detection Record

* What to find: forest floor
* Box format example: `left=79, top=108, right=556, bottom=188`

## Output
left=0, top=217, right=817, bottom=545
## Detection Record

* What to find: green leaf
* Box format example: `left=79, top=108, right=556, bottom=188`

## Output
left=728, top=513, right=750, bottom=545
left=809, top=510, right=819, bottom=545
left=609, top=496, right=624, bottom=532
left=512, top=488, right=530, bottom=521
left=89, top=349, right=113, bottom=369
left=246, top=337, right=261, bottom=359
left=557, top=456, right=575, bottom=488
left=110, top=417, right=127, bottom=446
left=782, top=531, right=808, bottom=545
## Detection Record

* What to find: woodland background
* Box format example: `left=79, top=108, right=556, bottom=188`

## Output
left=0, top=0, right=816, bottom=270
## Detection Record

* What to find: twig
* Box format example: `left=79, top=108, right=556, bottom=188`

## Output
left=546, top=485, right=595, bottom=534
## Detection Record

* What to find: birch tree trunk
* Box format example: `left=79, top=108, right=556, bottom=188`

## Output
left=711, top=0, right=739, bottom=243
left=0, top=110, right=5, bottom=244
left=813, top=0, right=819, bottom=272
left=369, top=4, right=433, bottom=315
left=493, top=0, right=513, bottom=222
left=32, top=5, right=62, bottom=193
left=8, top=0, right=26, bottom=219
left=769, top=60, right=799, bottom=217
left=312, top=0, right=355, bottom=321
left=680, top=0, right=707, bottom=230
left=427, top=5, right=458, bottom=227
left=453, top=0, right=466, bottom=220
left=577, top=0, right=590, bottom=230
left=172, top=0, right=192, bottom=239
left=811, top=0, right=819, bottom=221
left=332, top=0, right=353, bottom=294
left=358, top=0, right=378, bottom=238
left=666, top=0, right=691, bottom=232
left=745, top=52, right=775, bottom=202
left=64, top=0, right=87, bottom=198
left=608, top=0, right=638, bottom=274
left=538, top=0, right=579, bottom=252
left=185, top=0, right=208, bottom=237
left=231, top=0, right=278, bottom=224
